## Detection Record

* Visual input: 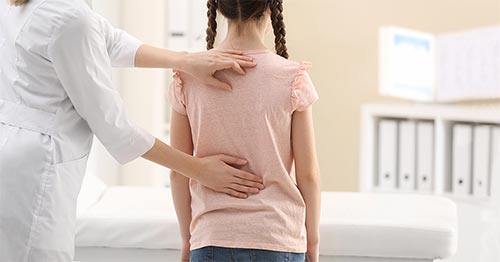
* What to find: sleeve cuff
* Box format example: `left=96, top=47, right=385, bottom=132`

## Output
left=115, top=31, right=144, bottom=67
left=109, top=126, right=155, bottom=164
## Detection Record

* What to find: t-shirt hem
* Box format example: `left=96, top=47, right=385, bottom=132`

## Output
left=190, top=240, right=307, bottom=253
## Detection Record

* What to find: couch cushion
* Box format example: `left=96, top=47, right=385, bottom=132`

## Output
left=320, top=192, right=457, bottom=259
left=76, top=188, right=458, bottom=259
left=76, top=187, right=181, bottom=250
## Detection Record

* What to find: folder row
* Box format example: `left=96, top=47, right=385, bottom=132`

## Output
left=452, top=124, right=499, bottom=197
left=377, top=119, right=499, bottom=197
left=377, top=119, right=434, bottom=192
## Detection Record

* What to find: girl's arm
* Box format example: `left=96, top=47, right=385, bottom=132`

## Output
left=135, top=45, right=256, bottom=90
left=292, top=108, right=321, bottom=262
left=169, top=111, right=195, bottom=262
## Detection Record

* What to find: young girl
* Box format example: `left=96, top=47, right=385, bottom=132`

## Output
left=169, top=0, right=321, bottom=261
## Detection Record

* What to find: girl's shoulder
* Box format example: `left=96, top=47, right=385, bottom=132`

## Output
left=257, top=52, right=312, bottom=79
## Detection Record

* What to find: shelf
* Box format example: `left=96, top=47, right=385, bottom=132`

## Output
left=360, top=102, right=500, bottom=202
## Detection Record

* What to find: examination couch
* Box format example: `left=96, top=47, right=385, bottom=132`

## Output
left=75, top=173, right=457, bottom=262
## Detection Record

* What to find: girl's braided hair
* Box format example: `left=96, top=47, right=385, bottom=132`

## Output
left=206, top=0, right=289, bottom=59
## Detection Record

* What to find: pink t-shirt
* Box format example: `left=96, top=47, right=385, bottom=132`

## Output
left=168, top=50, right=319, bottom=253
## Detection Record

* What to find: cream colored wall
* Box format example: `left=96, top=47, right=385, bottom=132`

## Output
left=281, top=0, right=500, bottom=191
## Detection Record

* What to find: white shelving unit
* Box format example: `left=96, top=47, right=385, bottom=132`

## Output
left=360, top=102, right=500, bottom=261
left=360, top=102, right=500, bottom=202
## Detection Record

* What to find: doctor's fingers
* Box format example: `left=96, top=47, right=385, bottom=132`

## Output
left=219, top=60, right=245, bottom=75
left=216, top=49, right=255, bottom=61
left=228, top=59, right=257, bottom=70
left=206, top=76, right=232, bottom=91
left=232, top=177, right=265, bottom=190
left=229, top=183, right=260, bottom=194
left=223, top=188, right=248, bottom=199
left=216, top=154, right=264, bottom=184
left=220, top=54, right=258, bottom=67
left=230, top=168, right=264, bottom=186
left=221, top=52, right=255, bottom=62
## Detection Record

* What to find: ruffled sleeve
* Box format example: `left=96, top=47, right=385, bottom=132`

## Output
left=167, top=70, right=187, bottom=115
left=291, top=62, right=319, bottom=112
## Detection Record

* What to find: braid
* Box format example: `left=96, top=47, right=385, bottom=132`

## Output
left=206, top=0, right=218, bottom=50
left=10, top=0, right=29, bottom=6
left=270, top=0, right=288, bottom=59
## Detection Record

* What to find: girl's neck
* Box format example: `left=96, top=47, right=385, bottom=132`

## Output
left=218, top=21, right=268, bottom=51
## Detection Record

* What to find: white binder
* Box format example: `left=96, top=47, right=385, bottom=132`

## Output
left=398, top=121, right=416, bottom=191
left=489, top=127, right=500, bottom=197
left=378, top=120, right=398, bottom=190
left=473, top=125, right=491, bottom=197
left=416, top=122, right=434, bottom=192
left=452, top=124, right=473, bottom=196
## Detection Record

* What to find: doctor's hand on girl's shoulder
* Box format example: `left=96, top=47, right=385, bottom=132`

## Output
left=135, top=45, right=256, bottom=90
left=179, top=49, right=257, bottom=90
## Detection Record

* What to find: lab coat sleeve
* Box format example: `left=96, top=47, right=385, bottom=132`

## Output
left=97, top=14, right=143, bottom=68
left=48, top=14, right=155, bottom=164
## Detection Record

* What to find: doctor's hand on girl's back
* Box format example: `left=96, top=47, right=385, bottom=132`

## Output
left=135, top=45, right=257, bottom=91
left=142, top=139, right=264, bottom=199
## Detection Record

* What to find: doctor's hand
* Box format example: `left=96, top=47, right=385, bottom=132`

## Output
left=195, top=154, right=265, bottom=198
left=135, top=45, right=256, bottom=90
left=142, top=139, right=263, bottom=198
left=179, top=49, right=257, bottom=90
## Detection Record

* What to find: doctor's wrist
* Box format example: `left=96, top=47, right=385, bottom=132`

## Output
left=181, top=156, right=203, bottom=181
left=172, top=51, right=190, bottom=71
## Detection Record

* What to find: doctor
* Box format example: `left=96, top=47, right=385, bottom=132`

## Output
left=0, top=0, right=264, bottom=261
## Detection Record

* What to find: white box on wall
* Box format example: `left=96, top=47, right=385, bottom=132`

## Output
left=379, top=26, right=500, bottom=102
left=436, top=27, right=500, bottom=102
left=379, top=27, right=435, bottom=101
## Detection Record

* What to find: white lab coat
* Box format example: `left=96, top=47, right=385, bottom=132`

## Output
left=0, top=0, right=155, bottom=261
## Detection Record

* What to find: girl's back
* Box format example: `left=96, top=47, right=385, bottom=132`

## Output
left=168, top=50, right=318, bottom=252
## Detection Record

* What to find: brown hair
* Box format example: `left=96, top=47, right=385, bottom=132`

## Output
left=10, top=0, right=29, bottom=6
left=206, top=0, right=289, bottom=59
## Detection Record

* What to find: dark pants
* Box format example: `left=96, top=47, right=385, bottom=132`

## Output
left=190, top=246, right=306, bottom=262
